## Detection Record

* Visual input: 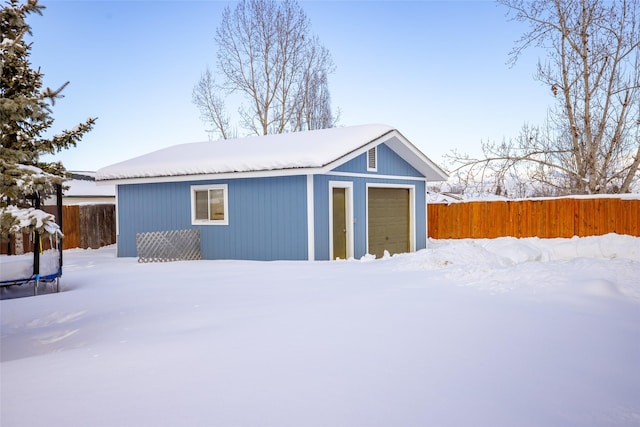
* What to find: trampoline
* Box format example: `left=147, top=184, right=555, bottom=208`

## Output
left=1, top=185, right=64, bottom=296
left=0, top=244, right=62, bottom=296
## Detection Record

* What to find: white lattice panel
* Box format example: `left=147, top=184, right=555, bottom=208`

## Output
left=136, top=229, right=201, bottom=263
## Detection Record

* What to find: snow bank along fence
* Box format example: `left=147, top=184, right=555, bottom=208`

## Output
left=0, top=204, right=116, bottom=254
left=136, top=229, right=201, bottom=263
left=427, top=196, right=639, bottom=239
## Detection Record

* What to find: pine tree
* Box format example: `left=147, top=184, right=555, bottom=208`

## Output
left=1, top=0, right=96, bottom=238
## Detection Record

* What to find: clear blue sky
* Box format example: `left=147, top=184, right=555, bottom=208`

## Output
left=30, top=0, right=551, bottom=172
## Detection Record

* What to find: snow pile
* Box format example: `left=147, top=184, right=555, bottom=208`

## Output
left=413, top=233, right=640, bottom=266
left=1, top=234, right=639, bottom=427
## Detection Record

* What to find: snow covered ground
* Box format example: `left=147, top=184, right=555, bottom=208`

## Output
left=1, top=234, right=639, bottom=427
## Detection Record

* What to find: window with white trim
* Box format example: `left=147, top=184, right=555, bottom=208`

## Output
left=367, top=146, right=377, bottom=171
left=191, top=184, right=228, bottom=225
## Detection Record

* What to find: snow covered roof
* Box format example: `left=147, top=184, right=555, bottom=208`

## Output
left=64, top=172, right=115, bottom=198
left=96, top=124, right=448, bottom=184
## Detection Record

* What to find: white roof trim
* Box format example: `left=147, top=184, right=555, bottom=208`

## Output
left=319, top=129, right=448, bottom=181
left=96, top=167, right=326, bottom=186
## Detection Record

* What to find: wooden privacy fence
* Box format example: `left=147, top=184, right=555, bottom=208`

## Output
left=428, top=197, right=639, bottom=239
left=1, top=204, right=116, bottom=254
left=57, top=204, right=116, bottom=249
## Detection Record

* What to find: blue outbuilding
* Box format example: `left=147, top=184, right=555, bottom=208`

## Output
left=96, top=124, right=448, bottom=261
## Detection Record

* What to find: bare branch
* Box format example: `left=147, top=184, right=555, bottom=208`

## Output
left=192, top=68, right=231, bottom=140
left=455, top=0, right=640, bottom=196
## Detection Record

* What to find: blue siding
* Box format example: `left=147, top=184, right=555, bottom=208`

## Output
left=312, top=175, right=426, bottom=260
left=117, top=175, right=308, bottom=260
left=333, top=143, right=423, bottom=177
left=117, top=182, right=192, bottom=257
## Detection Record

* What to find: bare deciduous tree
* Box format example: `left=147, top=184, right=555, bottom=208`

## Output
left=448, top=0, right=640, bottom=195
left=192, top=68, right=234, bottom=140
left=290, top=39, right=338, bottom=131
left=193, top=0, right=337, bottom=139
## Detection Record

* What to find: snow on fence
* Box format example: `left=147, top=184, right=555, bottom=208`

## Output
left=136, top=229, right=201, bottom=263
left=428, top=196, right=640, bottom=239
left=0, top=204, right=116, bottom=254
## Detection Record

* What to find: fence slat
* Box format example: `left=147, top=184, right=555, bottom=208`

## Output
left=63, top=205, right=81, bottom=249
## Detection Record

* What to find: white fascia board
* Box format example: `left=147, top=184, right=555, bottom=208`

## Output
left=95, top=166, right=325, bottom=186
left=306, top=174, right=315, bottom=261
left=384, top=130, right=449, bottom=181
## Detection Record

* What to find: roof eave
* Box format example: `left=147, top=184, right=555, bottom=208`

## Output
left=385, top=130, right=449, bottom=181
left=95, top=166, right=323, bottom=186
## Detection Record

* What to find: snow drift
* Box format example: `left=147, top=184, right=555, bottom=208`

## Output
left=1, top=234, right=639, bottom=427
